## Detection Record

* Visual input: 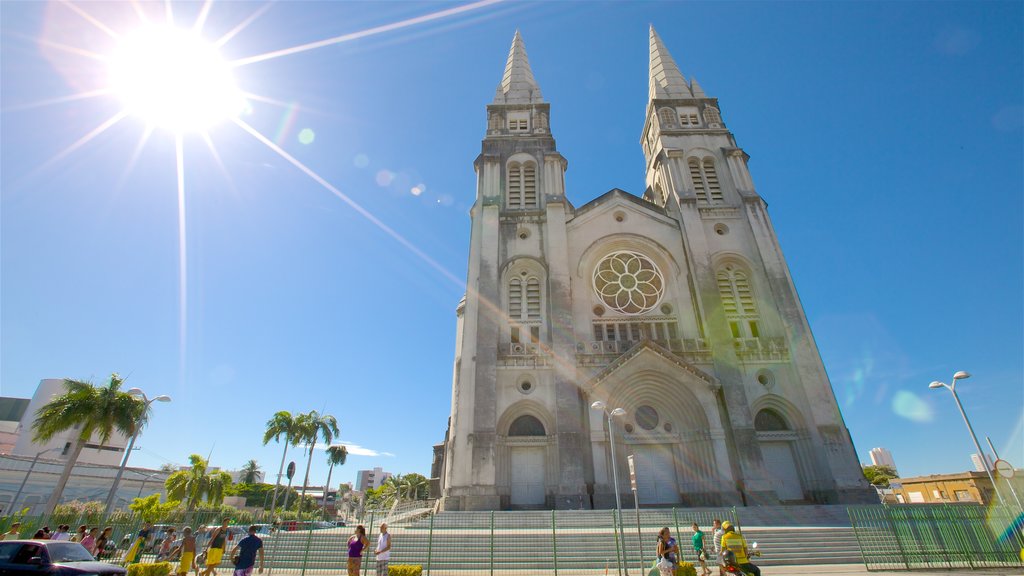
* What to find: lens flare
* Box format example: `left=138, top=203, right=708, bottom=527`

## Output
left=107, top=25, right=245, bottom=132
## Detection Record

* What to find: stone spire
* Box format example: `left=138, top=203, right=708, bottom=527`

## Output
left=649, top=26, right=692, bottom=100
left=494, top=30, right=543, bottom=104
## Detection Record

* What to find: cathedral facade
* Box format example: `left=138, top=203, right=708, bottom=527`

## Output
left=435, top=28, right=874, bottom=511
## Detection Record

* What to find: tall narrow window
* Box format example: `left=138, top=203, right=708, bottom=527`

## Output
left=523, top=163, right=537, bottom=207
left=689, top=157, right=723, bottom=203
left=508, top=163, right=523, bottom=208
left=509, top=278, right=522, bottom=318
left=717, top=266, right=760, bottom=339
left=526, top=278, right=541, bottom=319
left=658, top=107, right=676, bottom=127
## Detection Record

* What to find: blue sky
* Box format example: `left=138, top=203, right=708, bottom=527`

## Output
left=1, top=1, right=1021, bottom=491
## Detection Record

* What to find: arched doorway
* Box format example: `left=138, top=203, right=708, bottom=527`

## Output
left=755, top=408, right=804, bottom=501
left=509, top=415, right=546, bottom=508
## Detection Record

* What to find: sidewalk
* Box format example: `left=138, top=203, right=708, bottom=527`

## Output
left=775, top=565, right=1024, bottom=575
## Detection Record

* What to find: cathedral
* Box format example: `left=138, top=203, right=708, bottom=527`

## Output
left=433, top=28, right=874, bottom=510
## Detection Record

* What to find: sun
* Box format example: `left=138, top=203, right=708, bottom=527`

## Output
left=107, top=25, right=245, bottom=133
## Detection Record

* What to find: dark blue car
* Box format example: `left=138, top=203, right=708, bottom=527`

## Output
left=0, top=540, right=127, bottom=576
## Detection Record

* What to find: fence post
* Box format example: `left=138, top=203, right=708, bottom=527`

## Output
left=425, top=513, right=434, bottom=576
left=299, top=519, right=315, bottom=576
left=552, top=509, right=558, bottom=576
left=884, top=505, right=911, bottom=570
left=612, top=509, right=623, bottom=576
left=363, top=511, right=374, bottom=576
left=672, top=508, right=681, bottom=561
left=489, top=511, right=494, bottom=576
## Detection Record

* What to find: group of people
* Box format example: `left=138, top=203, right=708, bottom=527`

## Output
left=656, top=518, right=760, bottom=576
left=346, top=522, right=391, bottom=576
left=0, top=522, right=115, bottom=558
left=121, top=519, right=265, bottom=576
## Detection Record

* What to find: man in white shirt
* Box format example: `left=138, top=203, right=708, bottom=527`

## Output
left=373, top=523, right=391, bottom=576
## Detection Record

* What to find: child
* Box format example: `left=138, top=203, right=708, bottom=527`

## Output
left=173, top=527, right=197, bottom=576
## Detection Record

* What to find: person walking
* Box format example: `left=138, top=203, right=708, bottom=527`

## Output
left=711, top=518, right=724, bottom=557
left=0, top=522, right=21, bottom=541
left=346, top=525, right=369, bottom=576
left=691, top=522, right=711, bottom=576
left=52, top=525, right=71, bottom=541
left=95, top=527, right=113, bottom=559
left=124, top=522, right=154, bottom=564
left=201, top=519, right=231, bottom=576
left=174, top=528, right=197, bottom=576
left=229, top=526, right=264, bottom=576
left=373, top=523, right=391, bottom=576
left=81, top=528, right=99, bottom=556
left=157, top=528, right=177, bottom=561
left=656, top=527, right=678, bottom=576
left=71, top=525, right=88, bottom=543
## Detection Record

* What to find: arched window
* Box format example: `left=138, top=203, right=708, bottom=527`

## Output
left=688, top=157, right=723, bottom=203
left=526, top=278, right=541, bottom=320
left=658, top=107, right=676, bottom=127
left=508, top=271, right=543, bottom=346
left=509, top=278, right=523, bottom=318
left=507, top=161, right=538, bottom=209
left=509, top=415, right=546, bottom=436
left=754, top=409, right=789, bottom=431
left=717, top=265, right=760, bottom=339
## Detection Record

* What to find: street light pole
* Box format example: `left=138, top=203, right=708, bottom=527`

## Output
left=592, top=401, right=629, bottom=576
left=929, top=371, right=1006, bottom=506
left=11, top=447, right=60, bottom=511
left=103, top=389, right=171, bottom=515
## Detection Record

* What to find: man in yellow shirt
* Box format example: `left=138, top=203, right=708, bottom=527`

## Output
left=720, top=522, right=760, bottom=576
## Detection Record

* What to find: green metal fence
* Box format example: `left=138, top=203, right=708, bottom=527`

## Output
left=848, top=504, right=1024, bottom=572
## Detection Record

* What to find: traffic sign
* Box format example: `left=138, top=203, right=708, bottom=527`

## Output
left=994, top=459, right=1014, bottom=479
left=627, top=455, right=637, bottom=492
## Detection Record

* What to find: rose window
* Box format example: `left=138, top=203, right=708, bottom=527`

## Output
left=592, top=251, right=664, bottom=314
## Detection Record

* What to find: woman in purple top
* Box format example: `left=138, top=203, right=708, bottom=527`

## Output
left=346, top=525, right=369, bottom=576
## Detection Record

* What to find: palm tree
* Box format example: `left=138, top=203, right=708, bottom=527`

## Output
left=401, top=473, right=430, bottom=501
left=240, top=459, right=261, bottom=484
left=263, top=411, right=300, bottom=513
left=321, top=445, right=348, bottom=519
left=294, top=410, right=339, bottom=511
left=165, top=454, right=234, bottom=513
left=32, top=374, right=147, bottom=516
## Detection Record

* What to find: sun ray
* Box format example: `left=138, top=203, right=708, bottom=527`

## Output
left=175, top=133, right=188, bottom=387
left=129, top=0, right=151, bottom=25
left=114, top=124, right=155, bottom=193
left=28, top=110, right=129, bottom=179
left=229, top=0, right=503, bottom=68
left=164, top=0, right=174, bottom=25
left=58, top=0, right=121, bottom=40
left=232, top=117, right=585, bottom=384
left=214, top=2, right=274, bottom=48
left=2, top=88, right=111, bottom=113
left=192, top=0, right=214, bottom=33
left=242, top=91, right=296, bottom=110
left=34, top=36, right=107, bottom=62
left=199, top=131, right=239, bottom=199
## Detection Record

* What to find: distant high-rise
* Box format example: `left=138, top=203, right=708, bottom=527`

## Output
left=355, top=467, right=392, bottom=492
left=971, top=453, right=993, bottom=472
left=870, top=447, right=897, bottom=471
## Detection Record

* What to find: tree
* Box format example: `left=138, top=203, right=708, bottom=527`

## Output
left=293, top=411, right=340, bottom=510
left=263, top=411, right=301, bottom=513
left=240, top=460, right=261, bottom=484
left=321, top=445, right=348, bottom=519
left=129, top=494, right=181, bottom=523
left=400, top=473, right=430, bottom=501
left=165, top=454, right=234, bottom=513
left=32, top=374, right=147, bottom=516
left=862, top=465, right=899, bottom=487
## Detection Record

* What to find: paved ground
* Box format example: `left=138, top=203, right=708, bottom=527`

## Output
left=779, top=565, right=1024, bottom=575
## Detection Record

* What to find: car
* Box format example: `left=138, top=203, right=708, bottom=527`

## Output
left=0, top=540, right=127, bottom=576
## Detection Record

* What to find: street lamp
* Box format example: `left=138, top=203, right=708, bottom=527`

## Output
left=11, top=447, right=62, bottom=511
left=928, top=371, right=1006, bottom=505
left=103, top=388, right=171, bottom=515
left=591, top=400, right=628, bottom=576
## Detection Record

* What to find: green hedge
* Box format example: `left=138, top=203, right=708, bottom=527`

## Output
left=126, top=562, right=172, bottom=576
left=388, top=565, right=422, bottom=576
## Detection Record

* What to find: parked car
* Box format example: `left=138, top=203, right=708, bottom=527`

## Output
left=0, top=540, right=127, bottom=576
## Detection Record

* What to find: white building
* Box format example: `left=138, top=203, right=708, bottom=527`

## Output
left=355, top=467, right=392, bottom=492
left=437, top=29, right=874, bottom=511
left=970, top=453, right=993, bottom=472
left=869, top=447, right=897, bottom=471
left=12, top=379, right=131, bottom=466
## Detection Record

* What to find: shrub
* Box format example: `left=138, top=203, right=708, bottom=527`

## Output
left=388, top=566, right=422, bottom=576
left=675, top=562, right=697, bottom=576
left=126, top=562, right=172, bottom=576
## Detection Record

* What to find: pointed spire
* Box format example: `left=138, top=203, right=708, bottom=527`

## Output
left=649, top=26, right=692, bottom=100
left=689, top=77, right=706, bottom=98
left=494, top=30, right=543, bottom=104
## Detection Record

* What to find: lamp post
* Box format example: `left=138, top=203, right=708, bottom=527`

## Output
left=103, top=388, right=171, bottom=515
left=11, top=447, right=61, bottom=511
left=136, top=471, right=162, bottom=499
left=592, top=400, right=628, bottom=576
left=928, top=371, right=1006, bottom=505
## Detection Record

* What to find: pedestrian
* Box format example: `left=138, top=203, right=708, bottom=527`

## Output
left=691, top=522, right=710, bottom=576
left=71, top=525, right=88, bottom=543
left=41, top=526, right=52, bottom=539
left=157, top=527, right=177, bottom=561
left=373, top=523, right=391, bottom=576
left=95, top=527, right=113, bottom=559
left=712, top=518, right=724, bottom=557
left=656, top=527, right=678, bottom=576
left=81, top=528, right=99, bottom=556
left=125, top=522, right=154, bottom=564
left=346, top=525, right=369, bottom=576
left=720, top=521, right=760, bottom=576
left=201, top=519, right=231, bottom=576
left=52, top=525, right=71, bottom=541
left=33, top=529, right=46, bottom=539
left=174, top=528, right=197, bottom=576
left=0, top=522, right=21, bottom=541
left=229, top=525, right=264, bottom=576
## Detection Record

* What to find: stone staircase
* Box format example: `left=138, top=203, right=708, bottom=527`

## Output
left=261, top=506, right=866, bottom=573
